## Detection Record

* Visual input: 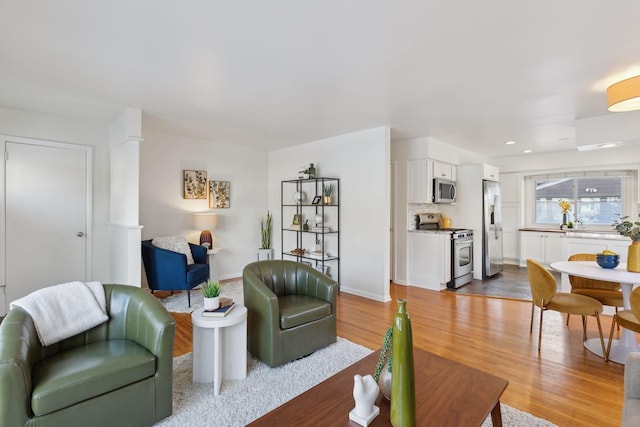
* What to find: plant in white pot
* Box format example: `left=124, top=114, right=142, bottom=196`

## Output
left=201, top=279, right=221, bottom=310
left=258, top=210, right=273, bottom=261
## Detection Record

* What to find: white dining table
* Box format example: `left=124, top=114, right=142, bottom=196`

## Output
left=550, top=260, right=639, bottom=364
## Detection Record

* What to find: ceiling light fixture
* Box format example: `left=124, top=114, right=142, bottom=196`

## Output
left=585, top=188, right=598, bottom=193
left=607, top=75, right=640, bottom=112
left=523, top=149, right=532, bottom=153
left=504, top=141, right=516, bottom=145
left=597, top=143, right=617, bottom=149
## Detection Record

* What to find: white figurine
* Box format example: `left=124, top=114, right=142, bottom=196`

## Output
left=349, top=374, right=380, bottom=426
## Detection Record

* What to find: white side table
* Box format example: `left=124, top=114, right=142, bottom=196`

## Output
left=207, top=248, right=221, bottom=282
left=191, top=305, right=247, bottom=395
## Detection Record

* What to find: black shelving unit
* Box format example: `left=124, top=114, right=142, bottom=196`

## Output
left=281, top=177, right=340, bottom=284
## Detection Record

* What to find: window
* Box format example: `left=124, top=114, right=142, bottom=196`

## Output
left=526, top=170, right=636, bottom=228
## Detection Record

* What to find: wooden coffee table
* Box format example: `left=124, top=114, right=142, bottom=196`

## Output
left=248, top=347, right=508, bottom=426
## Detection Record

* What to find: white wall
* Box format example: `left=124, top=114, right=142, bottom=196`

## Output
left=139, top=131, right=269, bottom=281
left=0, top=106, right=112, bottom=283
left=269, top=127, right=391, bottom=302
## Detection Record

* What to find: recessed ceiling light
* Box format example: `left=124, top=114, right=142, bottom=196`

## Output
left=505, top=141, right=516, bottom=145
left=523, top=149, right=532, bottom=153
left=598, top=143, right=617, bottom=149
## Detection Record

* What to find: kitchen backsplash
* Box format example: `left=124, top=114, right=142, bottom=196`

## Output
left=407, top=203, right=440, bottom=230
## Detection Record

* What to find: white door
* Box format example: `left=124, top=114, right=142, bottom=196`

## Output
left=4, top=139, right=90, bottom=310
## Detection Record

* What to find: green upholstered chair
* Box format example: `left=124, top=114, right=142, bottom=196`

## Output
left=0, top=284, right=176, bottom=427
left=243, top=260, right=338, bottom=368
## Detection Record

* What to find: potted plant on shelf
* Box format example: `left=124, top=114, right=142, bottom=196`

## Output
left=201, top=279, right=221, bottom=310
left=258, top=210, right=273, bottom=261
left=614, top=215, right=640, bottom=272
left=323, top=184, right=334, bottom=205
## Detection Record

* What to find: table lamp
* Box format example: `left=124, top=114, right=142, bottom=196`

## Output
left=193, top=212, right=218, bottom=249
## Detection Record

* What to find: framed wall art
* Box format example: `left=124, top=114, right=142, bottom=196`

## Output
left=209, top=180, right=231, bottom=208
left=183, top=170, right=208, bottom=199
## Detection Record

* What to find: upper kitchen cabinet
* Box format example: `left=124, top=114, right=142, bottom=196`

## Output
left=433, top=160, right=456, bottom=181
left=407, top=159, right=457, bottom=203
left=482, top=164, right=499, bottom=182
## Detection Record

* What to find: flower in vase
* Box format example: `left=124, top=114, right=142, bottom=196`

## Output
left=558, top=199, right=571, bottom=215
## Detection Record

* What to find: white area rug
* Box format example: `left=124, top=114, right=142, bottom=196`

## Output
left=158, top=280, right=244, bottom=313
left=154, top=337, right=556, bottom=427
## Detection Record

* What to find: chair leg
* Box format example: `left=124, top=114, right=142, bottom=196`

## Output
left=582, top=315, right=587, bottom=341
left=615, top=307, right=620, bottom=331
left=530, top=302, right=535, bottom=334
left=188, top=290, right=191, bottom=307
left=594, top=313, right=607, bottom=362
left=566, top=313, right=570, bottom=326
left=538, top=307, right=544, bottom=352
left=606, top=315, right=617, bottom=361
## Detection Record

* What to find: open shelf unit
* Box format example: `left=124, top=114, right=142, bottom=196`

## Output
left=281, top=177, right=340, bottom=283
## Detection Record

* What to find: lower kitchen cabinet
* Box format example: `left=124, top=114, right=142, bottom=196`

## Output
left=519, top=231, right=564, bottom=267
left=407, top=232, right=451, bottom=291
left=564, top=237, right=629, bottom=262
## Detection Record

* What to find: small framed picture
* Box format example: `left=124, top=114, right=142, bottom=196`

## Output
left=183, top=170, right=208, bottom=199
left=292, top=214, right=301, bottom=225
left=311, top=195, right=322, bottom=205
left=209, top=180, right=230, bottom=208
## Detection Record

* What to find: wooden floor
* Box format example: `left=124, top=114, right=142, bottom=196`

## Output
left=169, top=283, right=629, bottom=427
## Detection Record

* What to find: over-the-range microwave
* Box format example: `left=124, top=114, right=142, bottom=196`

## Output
left=433, top=178, right=456, bottom=203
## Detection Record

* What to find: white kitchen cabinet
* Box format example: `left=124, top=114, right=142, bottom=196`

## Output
left=519, top=231, right=564, bottom=267
left=482, top=164, right=499, bottom=182
left=564, top=237, right=629, bottom=262
left=407, top=231, right=451, bottom=290
left=432, top=160, right=456, bottom=181
left=407, top=159, right=431, bottom=203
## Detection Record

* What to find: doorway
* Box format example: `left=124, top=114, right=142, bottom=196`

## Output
left=2, top=137, right=92, bottom=313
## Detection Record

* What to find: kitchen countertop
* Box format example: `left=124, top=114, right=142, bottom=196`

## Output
left=519, top=228, right=627, bottom=240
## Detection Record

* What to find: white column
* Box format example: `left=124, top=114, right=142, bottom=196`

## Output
left=109, top=108, right=143, bottom=286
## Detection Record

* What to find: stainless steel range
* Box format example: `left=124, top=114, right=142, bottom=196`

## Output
left=415, top=214, right=474, bottom=288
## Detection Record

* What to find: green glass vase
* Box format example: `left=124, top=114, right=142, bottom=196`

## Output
left=390, top=299, right=416, bottom=427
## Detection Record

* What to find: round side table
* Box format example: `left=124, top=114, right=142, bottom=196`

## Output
left=191, top=305, right=247, bottom=395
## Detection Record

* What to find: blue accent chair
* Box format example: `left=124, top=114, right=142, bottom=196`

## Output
left=141, top=239, right=209, bottom=306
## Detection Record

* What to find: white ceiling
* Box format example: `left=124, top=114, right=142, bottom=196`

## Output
left=2, top=1, right=640, bottom=157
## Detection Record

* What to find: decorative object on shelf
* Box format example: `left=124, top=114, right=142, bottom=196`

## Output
left=312, top=195, right=322, bottom=205
left=209, top=180, right=230, bottom=208
left=373, top=327, right=393, bottom=400
left=293, top=191, right=306, bottom=203
left=303, top=220, right=309, bottom=231
left=292, top=214, right=301, bottom=226
left=308, top=163, right=316, bottom=178
left=315, top=238, right=323, bottom=253
left=349, top=374, right=380, bottom=426
left=258, top=210, right=273, bottom=261
left=290, top=248, right=305, bottom=255
left=315, top=213, right=323, bottom=227
left=390, top=299, right=416, bottom=427
left=613, top=215, right=640, bottom=272
left=201, top=279, right=221, bottom=310
left=323, top=183, right=334, bottom=205
left=558, top=199, right=571, bottom=230
left=193, top=211, right=218, bottom=249
left=183, top=170, right=208, bottom=199
left=298, top=166, right=309, bottom=179
left=607, top=74, right=640, bottom=112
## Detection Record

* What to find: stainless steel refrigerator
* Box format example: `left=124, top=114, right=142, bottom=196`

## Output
left=483, top=180, right=503, bottom=277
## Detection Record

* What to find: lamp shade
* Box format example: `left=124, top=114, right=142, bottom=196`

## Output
left=193, top=212, right=218, bottom=230
left=607, top=75, right=640, bottom=112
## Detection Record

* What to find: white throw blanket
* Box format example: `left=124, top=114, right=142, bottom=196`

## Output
left=10, top=281, right=108, bottom=346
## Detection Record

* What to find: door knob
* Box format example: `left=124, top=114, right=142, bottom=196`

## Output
left=77, top=232, right=84, bottom=237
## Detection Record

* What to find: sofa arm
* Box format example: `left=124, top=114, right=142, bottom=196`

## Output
left=0, top=308, right=43, bottom=427
left=626, top=353, right=640, bottom=400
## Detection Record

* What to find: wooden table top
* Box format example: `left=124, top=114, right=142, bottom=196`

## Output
left=247, top=347, right=508, bottom=427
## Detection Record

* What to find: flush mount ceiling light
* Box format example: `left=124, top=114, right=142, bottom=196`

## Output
left=585, top=188, right=598, bottom=193
left=607, top=75, right=640, bottom=112
left=504, top=141, right=516, bottom=145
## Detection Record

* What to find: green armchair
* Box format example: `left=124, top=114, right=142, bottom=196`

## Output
left=0, top=284, right=176, bottom=427
left=243, top=260, right=338, bottom=368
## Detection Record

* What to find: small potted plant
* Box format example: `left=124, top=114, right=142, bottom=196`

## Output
left=323, top=184, right=334, bottom=205
left=201, top=279, right=221, bottom=310
left=258, top=210, right=273, bottom=261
